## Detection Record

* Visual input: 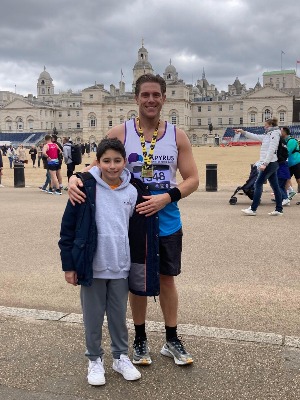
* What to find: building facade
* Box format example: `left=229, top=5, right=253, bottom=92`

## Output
left=1, top=44, right=299, bottom=145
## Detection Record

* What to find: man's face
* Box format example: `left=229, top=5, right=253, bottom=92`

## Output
left=281, top=128, right=287, bottom=138
left=135, top=82, right=166, bottom=120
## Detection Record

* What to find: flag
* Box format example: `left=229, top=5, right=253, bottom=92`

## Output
left=281, top=50, right=285, bottom=55
left=121, top=69, right=124, bottom=78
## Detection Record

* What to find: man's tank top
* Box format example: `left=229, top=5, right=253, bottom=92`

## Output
left=47, top=143, right=59, bottom=164
left=124, top=118, right=182, bottom=236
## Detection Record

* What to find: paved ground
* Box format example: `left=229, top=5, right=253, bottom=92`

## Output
left=1, top=185, right=300, bottom=399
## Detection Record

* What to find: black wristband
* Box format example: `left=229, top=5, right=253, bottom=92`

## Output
left=167, top=187, right=181, bottom=203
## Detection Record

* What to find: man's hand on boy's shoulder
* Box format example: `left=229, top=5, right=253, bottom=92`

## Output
left=65, top=271, right=78, bottom=286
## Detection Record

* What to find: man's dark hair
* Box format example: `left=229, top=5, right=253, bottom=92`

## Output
left=96, top=138, right=126, bottom=161
left=282, top=126, right=290, bottom=135
left=51, top=134, right=58, bottom=142
left=135, top=74, right=166, bottom=96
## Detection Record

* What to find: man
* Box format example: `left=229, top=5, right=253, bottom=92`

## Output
left=42, top=134, right=62, bottom=195
left=68, top=74, right=199, bottom=366
left=281, top=126, right=300, bottom=200
left=51, top=134, right=64, bottom=190
left=63, top=137, right=75, bottom=181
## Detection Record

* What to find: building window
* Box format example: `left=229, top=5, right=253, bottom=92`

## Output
left=279, top=112, right=285, bottom=122
left=240, top=117, right=243, bottom=125
left=46, top=122, right=48, bottom=129
left=240, top=104, right=243, bottom=111
left=218, top=118, right=222, bottom=125
left=68, top=123, right=71, bottom=130
left=108, top=120, right=113, bottom=127
left=264, top=109, right=272, bottom=121
left=172, top=90, right=175, bottom=96
left=208, top=105, right=211, bottom=111
left=59, top=112, right=62, bottom=117
left=171, top=113, right=177, bottom=125
left=89, top=115, right=96, bottom=127
left=45, top=110, right=48, bottom=117
left=197, top=119, right=201, bottom=126
left=77, top=123, right=81, bottom=129
left=198, top=106, right=201, bottom=112
left=73, top=103, right=75, bottom=107
left=229, top=118, right=233, bottom=125
left=59, top=123, right=62, bottom=129
left=42, top=88, right=45, bottom=94
left=41, top=122, right=43, bottom=129
left=208, top=118, right=211, bottom=125
left=89, top=94, right=93, bottom=99
left=51, top=123, right=53, bottom=129
left=28, top=120, right=34, bottom=130
left=229, top=104, right=233, bottom=111
left=120, top=117, right=124, bottom=124
left=40, top=110, right=42, bottom=116
left=250, top=113, right=256, bottom=123
left=17, top=118, right=23, bottom=130
left=218, top=105, right=222, bottom=112
left=108, top=109, right=112, bottom=113
left=76, top=111, right=80, bottom=117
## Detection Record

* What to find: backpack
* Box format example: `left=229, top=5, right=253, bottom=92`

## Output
left=286, top=137, right=300, bottom=155
left=276, top=138, right=288, bottom=163
left=70, top=144, right=82, bottom=165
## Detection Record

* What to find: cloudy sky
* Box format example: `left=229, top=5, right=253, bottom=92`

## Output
left=1, top=0, right=299, bottom=96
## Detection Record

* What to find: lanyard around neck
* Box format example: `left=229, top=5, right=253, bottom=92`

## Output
left=136, top=117, right=160, bottom=168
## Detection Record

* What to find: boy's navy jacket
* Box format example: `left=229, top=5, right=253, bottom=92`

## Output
left=58, top=172, right=160, bottom=297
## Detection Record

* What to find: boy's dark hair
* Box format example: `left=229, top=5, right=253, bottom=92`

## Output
left=45, top=134, right=51, bottom=141
left=282, top=126, right=290, bottom=135
left=51, top=134, right=58, bottom=142
left=135, top=74, right=166, bottom=96
left=96, top=138, right=126, bottom=161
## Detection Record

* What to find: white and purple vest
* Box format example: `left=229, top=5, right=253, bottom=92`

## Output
left=124, top=118, right=182, bottom=236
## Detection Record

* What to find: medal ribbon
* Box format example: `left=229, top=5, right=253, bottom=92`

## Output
left=136, top=117, right=160, bottom=169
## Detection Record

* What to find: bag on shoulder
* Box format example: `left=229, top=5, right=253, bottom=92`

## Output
left=70, top=144, right=82, bottom=165
left=276, top=137, right=288, bottom=163
left=286, top=137, right=300, bottom=155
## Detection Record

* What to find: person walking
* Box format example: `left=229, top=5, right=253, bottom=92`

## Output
left=59, top=138, right=141, bottom=385
left=235, top=117, right=283, bottom=216
left=17, top=145, right=27, bottom=164
left=0, top=148, right=4, bottom=187
left=62, top=137, right=75, bottom=181
left=68, top=74, right=199, bottom=366
left=281, top=126, right=300, bottom=200
left=29, top=145, right=37, bottom=167
left=37, top=144, right=43, bottom=168
left=7, top=145, right=15, bottom=169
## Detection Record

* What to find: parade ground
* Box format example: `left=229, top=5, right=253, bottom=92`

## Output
left=1, top=146, right=300, bottom=399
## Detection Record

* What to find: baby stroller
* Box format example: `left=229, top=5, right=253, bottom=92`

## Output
left=229, top=164, right=258, bottom=205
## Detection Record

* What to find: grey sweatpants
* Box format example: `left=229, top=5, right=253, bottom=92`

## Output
left=80, top=278, right=129, bottom=360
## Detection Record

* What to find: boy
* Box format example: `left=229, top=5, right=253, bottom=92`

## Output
left=58, top=138, right=141, bottom=385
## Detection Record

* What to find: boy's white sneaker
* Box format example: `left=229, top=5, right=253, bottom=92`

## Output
left=282, top=199, right=290, bottom=206
left=113, top=354, right=141, bottom=381
left=268, top=210, right=283, bottom=216
left=241, top=207, right=256, bottom=216
left=87, top=357, right=105, bottom=386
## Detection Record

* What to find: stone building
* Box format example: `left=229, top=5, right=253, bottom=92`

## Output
left=1, top=43, right=299, bottom=145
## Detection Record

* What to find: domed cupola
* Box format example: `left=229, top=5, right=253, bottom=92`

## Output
left=132, top=40, right=154, bottom=90
left=163, top=59, right=178, bottom=82
left=37, top=66, right=54, bottom=99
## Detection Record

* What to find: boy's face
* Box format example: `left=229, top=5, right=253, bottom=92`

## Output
left=97, top=149, right=126, bottom=185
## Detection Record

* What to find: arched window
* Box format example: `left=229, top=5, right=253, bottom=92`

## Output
left=17, top=117, right=23, bottom=130
left=127, top=110, right=137, bottom=120
left=5, top=117, right=12, bottom=131
left=264, top=109, right=272, bottom=121
left=250, top=113, right=256, bottom=123
left=88, top=113, right=97, bottom=128
left=169, top=110, right=178, bottom=125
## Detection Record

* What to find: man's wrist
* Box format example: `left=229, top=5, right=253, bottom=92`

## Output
left=167, top=187, right=182, bottom=203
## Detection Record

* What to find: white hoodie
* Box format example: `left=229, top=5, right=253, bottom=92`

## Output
left=89, top=166, right=137, bottom=280
left=242, top=126, right=280, bottom=167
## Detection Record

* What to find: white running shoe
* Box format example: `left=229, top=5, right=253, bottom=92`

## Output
left=113, top=354, right=141, bottom=381
left=241, top=207, right=256, bottom=216
left=268, top=210, right=283, bottom=216
left=87, top=357, right=105, bottom=386
left=282, top=199, right=290, bottom=206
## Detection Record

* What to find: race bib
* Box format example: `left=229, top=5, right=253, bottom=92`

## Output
left=133, top=165, right=171, bottom=190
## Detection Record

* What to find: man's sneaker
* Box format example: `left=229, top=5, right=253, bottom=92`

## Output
left=132, top=337, right=152, bottom=365
left=282, top=199, right=290, bottom=206
left=113, top=354, right=141, bottom=381
left=160, top=337, right=193, bottom=366
left=268, top=210, right=283, bottom=216
left=288, top=191, right=296, bottom=200
left=46, top=189, right=53, bottom=194
left=241, top=207, right=256, bottom=216
left=87, top=357, right=105, bottom=386
left=55, top=190, right=62, bottom=195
